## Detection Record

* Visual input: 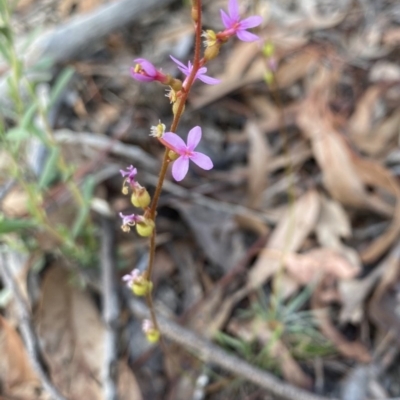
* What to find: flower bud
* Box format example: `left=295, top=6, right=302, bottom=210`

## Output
left=132, top=279, right=153, bottom=296
left=263, top=41, right=275, bottom=58
left=168, top=150, right=179, bottom=161
left=172, top=98, right=185, bottom=116
left=204, top=43, right=221, bottom=62
left=136, top=219, right=155, bottom=237
left=146, top=329, right=160, bottom=343
left=142, top=319, right=160, bottom=343
left=131, top=187, right=151, bottom=209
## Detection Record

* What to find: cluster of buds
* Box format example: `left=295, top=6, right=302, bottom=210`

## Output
left=262, top=41, right=277, bottom=86
left=119, top=166, right=154, bottom=237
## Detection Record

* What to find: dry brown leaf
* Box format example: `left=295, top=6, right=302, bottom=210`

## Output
left=246, top=121, right=271, bottom=208
left=315, top=195, right=360, bottom=268
left=0, top=315, right=43, bottom=399
left=311, top=280, right=371, bottom=363
left=339, top=245, right=400, bottom=324
left=352, top=157, right=400, bottom=263
left=348, top=86, right=400, bottom=156
left=348, top=86, right=382, bottom=144
left=368, top=244, right=400, bottom=346
left=300, top=67, right=400, bottom=262
left=274, top=49, right=319, bottom=89
left=285, top=248, right=360, bottom=284
left=228, top=319, right=312, bottom=389
left=36, top=266, right=142, bottom=400
left=248, top=190, right=320, bottom=290
left=2, top=188, right=28, bottom=218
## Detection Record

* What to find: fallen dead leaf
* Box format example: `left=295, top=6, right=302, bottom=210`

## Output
left=315, top=195, right=360, bottom=268
left=248, top=190, right=320, bottom=290
left=285, top=248, right=360, bottom=284
left=339, top=245, right=400, bottom=324
left=0, top=315, right=43, bottom=399
left=36, top=266, right=142, bottom=400
left=311, top=278, right=371, bottom=363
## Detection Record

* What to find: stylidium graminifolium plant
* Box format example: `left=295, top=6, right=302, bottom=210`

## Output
left=121, top=0, right=262, bottom=342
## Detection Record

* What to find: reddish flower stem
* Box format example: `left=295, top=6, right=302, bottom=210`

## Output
left=144, top=0, right=203, bottom=330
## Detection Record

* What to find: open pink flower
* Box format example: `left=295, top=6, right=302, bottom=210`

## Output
left=161, top=126, right=213, bottom=181
left=131, top=58, right=167, bottom=83
left=170, top=56, right=220, bottom=85
left=220, top=0, right=262, bottom=42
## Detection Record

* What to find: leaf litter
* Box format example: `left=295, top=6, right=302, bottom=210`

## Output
left=3, top=0, right=400, bottom=399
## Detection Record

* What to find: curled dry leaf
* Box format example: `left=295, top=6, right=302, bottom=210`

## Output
left=0, top=315, right=43, bottom=399
left=285, top=248, right=360, bottom=285
left=311, top=279, right=371, bottom=363
left=339, top=245, right=400, bottom=324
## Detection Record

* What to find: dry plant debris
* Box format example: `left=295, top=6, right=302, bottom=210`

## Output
left=2, top=0, right=400, bottom=399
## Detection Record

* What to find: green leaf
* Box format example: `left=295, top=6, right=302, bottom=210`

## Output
left=21, top=103, right=38, bottom=129
left=5, top=127, right=31, bottom=142
left=71, top=176, right=95, bottom=238
left=0, top=218, right=37, bottom=234
left=49, top=67, right=75, bottom=106
left=39, top=147, right=60, bottom=189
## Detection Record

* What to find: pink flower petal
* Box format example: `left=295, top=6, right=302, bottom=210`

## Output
left=198, top=75, right=221, bottom=85
left=130, top=69, right=155, bottom=82
left=134, top=58, right=157, bottom=76
left=190, top=152, right=213, bottom=170
left=163, top=132, right=187, bottom=153
left=236, top=29, right=260, bottom=42
left=172, top=157, right=189, bottom=181
left=220, top=9, right=233, bottom=28
left=228, top=0, right=239, bottom=21
left=170, top=55, right=188, bottom=73
left=187, top=126, right=202, bottom=150
left=240, top=16, right=263, bottom=29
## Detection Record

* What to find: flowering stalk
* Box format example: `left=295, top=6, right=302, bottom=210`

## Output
left=121, top=0, right=262, bottom=342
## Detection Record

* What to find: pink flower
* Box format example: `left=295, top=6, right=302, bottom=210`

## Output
left=120, top=165, right=137, bottom=186
left=170, top=56, right=220, bottom=85
left=122, top=269, right=140, bottom=288
left=130, top=59, right=167, bottom=83
left=161, top=126, right=213, bottom=181
left=119, top=212, right=141, bottom=232
left=220, top=0, right=262, bottom=42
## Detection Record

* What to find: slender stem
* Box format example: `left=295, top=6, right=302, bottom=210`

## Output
left=144, top=0, right=203, bottom=331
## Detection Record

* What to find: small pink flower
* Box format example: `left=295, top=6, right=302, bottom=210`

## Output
left=170, top=56, right=220, bottom=85
left=131, top=59, right=167, bottom=83
left=161, top=126, right=213, bottom=181
left=119, top=212, right=141, bottom=232
left=120, top=165, right=137, bottom=186
left=220, top=0, right=262, bottom=42
left=122, top=269, right=140, bottom=288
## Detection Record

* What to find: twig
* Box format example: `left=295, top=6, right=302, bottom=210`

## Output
left=101, top=216, right=120, bottom=400
left=126, top=296, right=337, bottom=400
left=0, top=252, right=68, bottom=400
